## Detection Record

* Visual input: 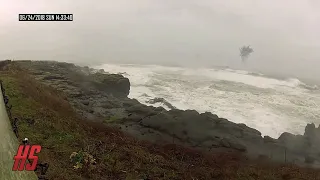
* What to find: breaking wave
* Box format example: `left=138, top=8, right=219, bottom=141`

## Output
left=97, top=63, right=320, bottom=138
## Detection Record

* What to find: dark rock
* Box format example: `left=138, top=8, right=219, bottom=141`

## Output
left=82, top=100, right=90, bottom=106
left=42, top=75, right=66, bottom=80
left=201, top=112, right=219, bottom=119
left=135, top=109, right=253, bottom=152
left=221, top=138, right=247, bottom=152
left=81, top=66, right=91, bottom=75
left=122, top=99, right=140, bottom=107
left=154, top=106, right=166, bottom=112
left=100, top=100, right=122, bottom=109
left=146, top=97, right=176, bottom=109
left=69, top=91, right=83, bottom=98
left=278, top=132, right=294, bottom=142
left=304, top=123, right=316, bottom=137
left=0, top=60, right=12, bottom=70
left=263, top=136, right=276, bottom=143
left=125, top=114, right=142, bottom=122
left=98, top=69, right=105, bottom=73
left=220, top=138, right=231, bottom=148
left=278, top=132, right=310, bottom=155
left=90, top=73, right=130, bottom=97
left=126, top=104, right=155, bottom=115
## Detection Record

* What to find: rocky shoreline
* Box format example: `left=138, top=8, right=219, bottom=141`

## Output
left=16, top=60, right=320, bottom=168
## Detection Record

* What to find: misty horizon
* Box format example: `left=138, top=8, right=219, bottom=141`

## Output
left=1, top=0, right=320, bottom=81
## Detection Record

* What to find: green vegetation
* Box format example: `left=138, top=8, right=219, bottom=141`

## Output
left=70, top=151, right=96, bottom=170
left=1, top=62, right=320, bottom=180
left=1, top=66, right=88, bottom=179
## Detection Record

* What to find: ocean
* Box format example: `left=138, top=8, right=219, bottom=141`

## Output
left=97, top=63, right=320, bottom=138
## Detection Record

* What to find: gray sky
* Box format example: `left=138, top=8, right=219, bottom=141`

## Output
left=0, top=0, right=320, bottom=80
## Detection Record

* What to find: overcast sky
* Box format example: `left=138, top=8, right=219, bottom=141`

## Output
left=0, top=0, right=320, bottom=79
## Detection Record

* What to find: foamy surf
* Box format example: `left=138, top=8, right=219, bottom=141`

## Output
left=96, top=63, right=320, bottom=138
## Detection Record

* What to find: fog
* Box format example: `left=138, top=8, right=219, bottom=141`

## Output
left=0, top=0, right=320, bottom=80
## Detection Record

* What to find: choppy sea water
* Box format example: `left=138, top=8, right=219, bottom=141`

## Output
left=97, top=64, right=320, bottom=138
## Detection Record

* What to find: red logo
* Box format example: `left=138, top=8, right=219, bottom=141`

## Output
left=12, top=145, right=41, bottom=171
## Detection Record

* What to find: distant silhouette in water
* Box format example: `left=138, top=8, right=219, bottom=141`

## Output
left=239, top=45, right=254, bottom=63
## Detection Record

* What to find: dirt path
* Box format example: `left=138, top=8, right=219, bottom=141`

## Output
left=0, top=87, right=37, bottom=179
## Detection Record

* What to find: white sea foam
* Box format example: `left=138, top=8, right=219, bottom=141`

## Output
left=96, top=63, right=320, bottom=138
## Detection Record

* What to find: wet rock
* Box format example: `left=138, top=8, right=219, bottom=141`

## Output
left=220, top=138, right=231, bottom=148
left=82, top=100, right=90, bottom=106
left=263, top=136, right=276, bottom=143
left=201, top=112, right=219, bottom=119
left=136, top=109, right=253, bottom=152
left=90, top=73, right=130, bottom=97
left=304, top=123, right=316, bottom=138
left=42, top=75, right=66, bottom=80
left=122, top=99, right=140, bottom=107
left=82, top=66, right=91, bottom=75
left=146, top=97, right=176, bottom=109
left=126, top=104, right=156, bottom=115
left=98, top=69, right=105, bottom=73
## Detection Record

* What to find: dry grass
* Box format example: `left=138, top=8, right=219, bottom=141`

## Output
left=1, top=62, right=320, bottom=180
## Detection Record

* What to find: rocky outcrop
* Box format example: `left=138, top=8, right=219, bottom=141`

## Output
left=146, top=97, right=176, bottom=109
left=138, top=109, right=251, bottom=151
left=15, top=60, right=320, bottom=167
left=18, top=61, right=130, bottom=98
left=89, top=73, right=130, bottom=97
left=0, top=60, right=12, bottom=70
left=277, top=123, right=320, bottom=165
